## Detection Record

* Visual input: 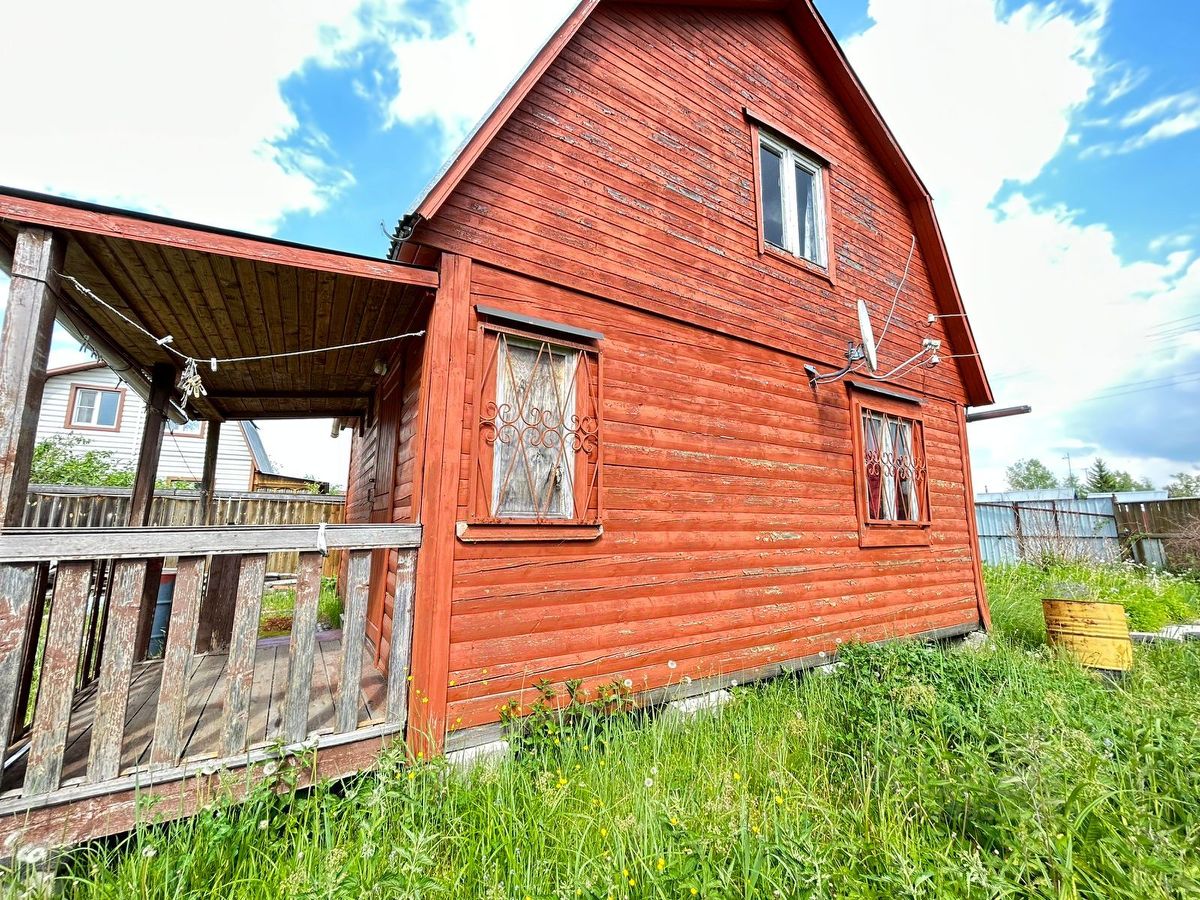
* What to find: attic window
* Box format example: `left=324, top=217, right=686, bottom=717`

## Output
left=757, top=130, right=828, bottom=268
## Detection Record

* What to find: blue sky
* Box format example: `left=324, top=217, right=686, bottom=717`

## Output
left=1, top=0, right=1197, bottom=489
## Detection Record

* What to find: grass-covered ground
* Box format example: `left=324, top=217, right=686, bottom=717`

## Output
left=6, top=564, right=1200, bottom=899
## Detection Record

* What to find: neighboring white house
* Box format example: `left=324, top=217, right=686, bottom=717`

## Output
left=37, top=361, right=276, bottom=492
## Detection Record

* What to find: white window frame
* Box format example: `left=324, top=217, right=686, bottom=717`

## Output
left=759, top=130, right=828, bottom=268
left=70, top=387, right=122, bottom=429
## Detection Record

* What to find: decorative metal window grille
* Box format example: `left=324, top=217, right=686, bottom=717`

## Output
left=476, top=329, right=601, bottom=523
left=861, top=409, right=927, bottom=523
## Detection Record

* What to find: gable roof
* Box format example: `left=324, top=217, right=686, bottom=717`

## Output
left=239, top=421, right=276, bottom=475
left=46, top=361, right=107, bottom=379
left=394, top=0, right=992, bottom=406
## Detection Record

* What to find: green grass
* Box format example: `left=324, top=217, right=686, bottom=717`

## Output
left=258, top=577, right=343, bottom=638
left=986, top=562, right=1200, bottom=647
left=6, top=565, right=1200, bottom=899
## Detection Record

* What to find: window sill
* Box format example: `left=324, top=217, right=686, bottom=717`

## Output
left=760, top=245, right=836, bottom=286
left=66, top=423, right=121, bottom=433
left=859, top=525, right=931, bottom=549
left=457, top=522, right=604, bottom=543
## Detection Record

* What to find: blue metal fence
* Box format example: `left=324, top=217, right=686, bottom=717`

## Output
left=975, top=497, right=1121, bottom=566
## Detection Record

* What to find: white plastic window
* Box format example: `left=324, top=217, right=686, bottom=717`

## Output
left=758, top=131, right=827, bottom=267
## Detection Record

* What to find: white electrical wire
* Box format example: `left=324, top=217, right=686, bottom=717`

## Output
left=874, top=234, right=916, bottom=354
left=59, top=273, right=425, bottom=368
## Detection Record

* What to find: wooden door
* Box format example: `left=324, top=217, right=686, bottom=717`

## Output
left=365, top=364, right=404, bottom=660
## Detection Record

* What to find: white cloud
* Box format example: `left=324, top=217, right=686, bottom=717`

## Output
left=1083, top=90, right=1200, bottom=158
left=845, top=0, right=1103, bottom=213
left=0, top=0, right=369, bottom=234
left=370, top=0, right=574, bottom=152
left=845, top=0, right=1199, bottom=490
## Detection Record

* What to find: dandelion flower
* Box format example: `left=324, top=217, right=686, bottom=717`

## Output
left=670, top=816, right=679, bottom=826
left=644, top=777, right=654, bottom=788
left=628, top=879, right=636, bottom=887
left=691, top=889, right=699, bottom=897
left=600, top=828, right=608, bottom=838
left=667, top=660, right=677, bottom=669
left=650, top=766, right=658, bottom=775
left=141, top=846, right=157, bottom=859
left=16, top=846, right=47, bottom=866
left=258, top=819, right=269, bottom=831
left=657, top=858, right=666, bottom=871
left=775, top=796, right=784, bottom=806
left=263, top=761, right=279, bottom=777
left=730, top=679, right=738, bottom=687
left=623, top=678, right=633, bottom=689
left=733, top=772, right=741, bottom=781
left=681, top=676, right=692, bottom=686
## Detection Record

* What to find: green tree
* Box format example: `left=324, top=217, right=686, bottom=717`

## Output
left=1005, top=458, right=1059, bottom=490
left=1085, top=457, right=1119, bottom=493
left=1111, top=470, right=1155, bottom=492
left=1164, top=471, right=1200, bottom=498
left=30, top=435, right=137, bottom=487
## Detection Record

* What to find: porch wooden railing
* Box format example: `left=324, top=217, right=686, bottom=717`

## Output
left=0, top=524, right=420, bottom=816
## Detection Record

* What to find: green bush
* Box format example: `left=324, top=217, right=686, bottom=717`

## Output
left=31, top=435, right=136, bottom=488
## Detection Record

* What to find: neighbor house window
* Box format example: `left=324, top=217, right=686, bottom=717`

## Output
left=850, top=387, right=930, bottom=547
left=167, top=418, right=204, bottom=438
left=68, top=386, right=123, bottom=430
left=469, top=313, right=603, bottom=531
left=758, top=130, right=827, bottom=267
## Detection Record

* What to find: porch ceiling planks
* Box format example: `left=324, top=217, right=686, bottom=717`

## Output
left=0, top=187, right=437, bottom=420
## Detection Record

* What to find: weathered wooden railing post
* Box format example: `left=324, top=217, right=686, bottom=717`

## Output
left=0, top=227, right=65, bottom=527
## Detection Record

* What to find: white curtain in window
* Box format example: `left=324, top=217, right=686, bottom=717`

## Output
left=493, top=337, right=578, bottom=519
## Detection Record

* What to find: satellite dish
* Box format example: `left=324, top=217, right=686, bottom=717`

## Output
left=857, top=299, right=879, bottom=372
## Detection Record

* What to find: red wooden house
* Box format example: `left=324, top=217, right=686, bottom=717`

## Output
left=0, top=0, right=993, bottom=849
left=347, top=0, right=993, bottom=756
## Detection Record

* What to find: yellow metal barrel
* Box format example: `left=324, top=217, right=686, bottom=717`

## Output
left=1042, top=599, right=1133, bottom=672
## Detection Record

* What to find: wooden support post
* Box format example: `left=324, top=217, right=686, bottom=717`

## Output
left=130, top=364, right=175, bottom=661
left=407, top=254, right=472, bottom=755
left=198, top=422, right=221, bottom=525
left=0, top=228, right=65, bottom=527
left=128, top=363, right=175, bottom=528
left=193, top=422, right=238, bottom=653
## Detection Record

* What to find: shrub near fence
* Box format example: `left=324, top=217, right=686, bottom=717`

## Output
left=22, top=485, right=346, bottom=575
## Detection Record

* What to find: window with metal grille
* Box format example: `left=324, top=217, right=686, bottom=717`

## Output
left=860, top=409, right=927, bottom=523
left=472, top=324, right=602, bottom=525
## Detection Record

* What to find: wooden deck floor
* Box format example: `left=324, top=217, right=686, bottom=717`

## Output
left=3, top=633, right=387, bottom=792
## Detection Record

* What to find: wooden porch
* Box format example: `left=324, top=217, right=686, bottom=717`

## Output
left=0, top=524, right=420, bottom=850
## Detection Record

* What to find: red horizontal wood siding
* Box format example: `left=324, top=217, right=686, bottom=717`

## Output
left=440, top=264, right=979, bottom=732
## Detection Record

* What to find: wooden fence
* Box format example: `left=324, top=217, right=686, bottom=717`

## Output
left=1114, top=498, right=1200, bottom=569
left=22, top=486, right=346, bottom=576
